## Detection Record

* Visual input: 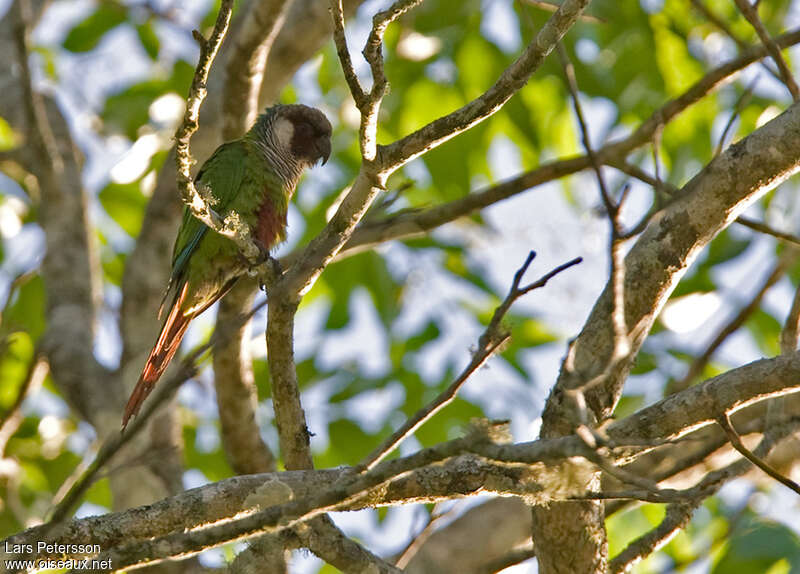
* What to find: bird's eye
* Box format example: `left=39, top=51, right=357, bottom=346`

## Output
left=296, top=122, right=314, bottom=137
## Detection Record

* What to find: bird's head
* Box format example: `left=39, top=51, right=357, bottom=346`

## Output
left=252, top=104, right=332, bottom=176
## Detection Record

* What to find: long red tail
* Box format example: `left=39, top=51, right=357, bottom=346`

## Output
left=122, top=283, right=191, bottom=428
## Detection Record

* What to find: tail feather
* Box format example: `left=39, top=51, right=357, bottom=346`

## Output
left=122, top=282, right=191, bottom=429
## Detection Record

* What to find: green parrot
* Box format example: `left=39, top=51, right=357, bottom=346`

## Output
left=123, top=104, right=332, bottom=428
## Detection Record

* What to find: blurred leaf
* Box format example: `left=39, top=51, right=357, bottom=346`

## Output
left=713, top=518, right=800, bottom=574
left=415, top=397, right=483, bottom=446
left=3, top=276, right=46, bottom=341
left=607, top=504, right=665, bottom=559
left=183, top=425, right=233, bottom=482
left=0, top=117, right=18, bottom=151
left=98, top=181, right=148, bottom=237
left=101, top=60, right=194, bottom=138
left=63, top=4, right=127, bottom=52
left=406, top=321, right=441, bottom=352
left=0, top=332, right=35, bottom=410
left=671, top=268, right=716, bottom=297
left=746, top=309, right=781, bottom=356
left=136, top=21, right=160, bottom=60
left=321, top=252, right=402, bottom=329
left=321, top=418, right=373, bottom=466
left=85, top=477, right=112, bottom=509
left=705, top=229, right=751, bottom=267
left=630, top=350, right=658, bottom=375
left=612, top=394, right=644, bottom=419
left=32, top=46, right=58, bottom=80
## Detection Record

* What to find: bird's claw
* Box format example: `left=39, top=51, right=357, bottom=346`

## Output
left=249, top=243, right=282, bottom=293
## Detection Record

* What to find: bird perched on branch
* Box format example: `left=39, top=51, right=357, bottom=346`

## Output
left=122, top=104, right=332, bottom=428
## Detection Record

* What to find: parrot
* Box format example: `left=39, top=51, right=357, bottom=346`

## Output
left=122, top=104, right=332, bottom=428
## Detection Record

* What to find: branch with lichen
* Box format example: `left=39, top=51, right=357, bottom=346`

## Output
left=7, top=351, right=800, bottom=569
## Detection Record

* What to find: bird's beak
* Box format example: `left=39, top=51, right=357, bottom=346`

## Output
left=317, top=138, right=331, bottom=166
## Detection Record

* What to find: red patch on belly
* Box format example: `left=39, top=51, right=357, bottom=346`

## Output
left=256, top=199, right=285, bottom=249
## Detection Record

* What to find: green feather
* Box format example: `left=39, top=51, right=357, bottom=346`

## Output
left=160, top=138, right=292, bottom=318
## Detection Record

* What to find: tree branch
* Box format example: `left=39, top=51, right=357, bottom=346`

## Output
left=222, top=0, right=294, bottom=140
left=716, top=412, right=800, bottom=496
left=733, top=0, right=800, bottom=101
left=379, top=0, right=590, bottom=170
left=358, top=253, right=582, bottom=471
left=8, top=351, right=800, bottom=569
left=328, top=28, right=800, bottom=262
left=668, top=252, right=795, bottom=394
left=7, top=0, right=113, bottom=426
left=214, top=281, right=277, bottom=474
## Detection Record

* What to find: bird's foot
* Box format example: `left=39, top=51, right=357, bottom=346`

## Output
left=259, top=256, right=283, bottom=292
left=243, top=241, right=270, bottom=272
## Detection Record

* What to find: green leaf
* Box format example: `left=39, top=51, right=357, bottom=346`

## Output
left=0, top=117, right=18, bottom=151
left=612, top=395, right=645, bottom=419
left=415, top=397, right=483, bottom=446
left=705, top=229, right=751, bottom=267
left=101, top=60, right=194, bottom=138
left=63, top=4, right=128, bottom=53
left=85, top=477, right=112, bottom=509
left=630, top=350, right=658, bottom=375
left=322, top=418, right=373, bottom=466
left=32, top=46, right=58, bottom=80
left=406, top=321, right=441, bottom=352
left=3, top=276, right=46, bottom=341
left=746, top=309, right=781, bottom=357
left=671, top=268, right=716, bottom=297
left=0, top=332, right=35, bottom=410
left=713, top=518, right=800, bottom=574
left=320, top=251, right=402, bottom=329
left=98, top=181, right=148, bottom=237
left=136, top=21, right=160, bottom=60
left=182, top=425, right=233, bottom=482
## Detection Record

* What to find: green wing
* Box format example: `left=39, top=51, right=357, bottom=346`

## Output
left=159, top=141, right=248, bottom=315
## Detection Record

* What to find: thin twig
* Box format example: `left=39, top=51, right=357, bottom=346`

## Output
left=715, top=76, right=758, bottom=156
left=378, top=0, right=591, bottom=169
left=608, top=501, right=701, bottom=573
left=0, top=353, right=48, bottom=456
left=780, top=281, right=800, bottom=354
left=557, top=42, right=630, bottom=380
left=614, top=162, right=800, bottom=248
left=357, top=253, right=582, bottom=472
left=689, top=0, right=782, bottom=81
left=329, top=0, right=367, bottom=108
left=717, top=412, right=800, bottom=496
left=394, top=503, right=462, bottom=569
left=521, top=0, right=603, bottom=23
left=668, top=255, right=794, bottom=394
left=733, top=0, right=800, bottom=100
left=556, top=44, right=615, bottom=221
left=12, top=0, right=63, bottom=176
left=736, top=216, right=800, bottom=248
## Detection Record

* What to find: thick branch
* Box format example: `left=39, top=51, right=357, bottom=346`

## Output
left=7, top=0, right=113, bottom=425
left=214, top=281, right=276, bottom=474
left=8, top=351, right=800, bottom=568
